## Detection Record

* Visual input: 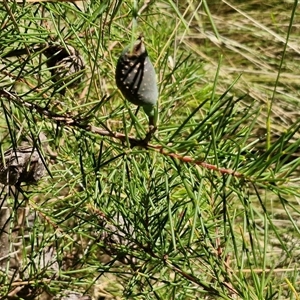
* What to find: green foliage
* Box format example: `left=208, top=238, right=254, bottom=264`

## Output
left=0, top=1, right=299, bottom=300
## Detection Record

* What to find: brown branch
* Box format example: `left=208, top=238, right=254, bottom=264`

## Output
left=155, top=149, right=243, bottom=177
left=0, top=89, right=244, bottom=178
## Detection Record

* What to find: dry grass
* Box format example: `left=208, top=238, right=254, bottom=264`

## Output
left=178, top=0, right=300, bottom=147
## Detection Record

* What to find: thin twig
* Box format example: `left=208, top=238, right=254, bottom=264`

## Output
left=0, top=89, right=244, bottom=178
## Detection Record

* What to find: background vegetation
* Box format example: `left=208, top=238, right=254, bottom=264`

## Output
left=0, top=0, right=299, bottom=299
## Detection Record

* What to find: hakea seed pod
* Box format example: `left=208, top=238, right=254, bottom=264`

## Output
left=43, top=44, right=85, bottom=95
left=115, top=35, right=158, bottom=127
left=3, top=43, right=85, bottom=95
left=0, top=146, right=45, bottom=186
